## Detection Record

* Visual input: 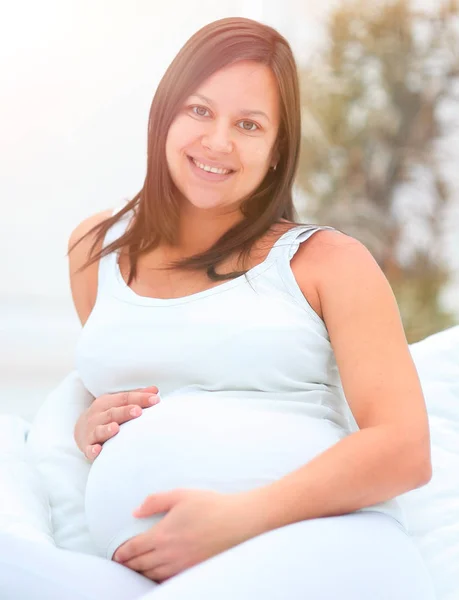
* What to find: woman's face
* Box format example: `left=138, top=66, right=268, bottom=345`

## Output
left=165, top=60, right=281, bottom=216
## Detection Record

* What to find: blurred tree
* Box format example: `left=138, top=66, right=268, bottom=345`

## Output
left=297, top=0, right=459, bottom=342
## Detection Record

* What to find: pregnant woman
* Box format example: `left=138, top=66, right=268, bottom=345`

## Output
left=0, top=16, right=436, bottom=600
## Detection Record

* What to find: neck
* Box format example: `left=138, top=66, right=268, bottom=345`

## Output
left=169, top=205, right=244, bottom=256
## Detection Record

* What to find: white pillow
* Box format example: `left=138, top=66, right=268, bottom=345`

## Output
left=399, top=325, right=459, bottom=600
left=26, top=372, right=102, bottom=556
left=0, top=415, right=54, bottom=545
left=23, top=326, right=459, bottom=600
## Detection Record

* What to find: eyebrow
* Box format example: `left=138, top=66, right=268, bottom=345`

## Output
left=189, top=94, right=271, bottom=123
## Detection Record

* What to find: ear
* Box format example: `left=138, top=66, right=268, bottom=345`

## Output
left=270, top=147, right=280, bottom=169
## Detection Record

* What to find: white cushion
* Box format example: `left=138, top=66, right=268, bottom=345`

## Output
left=26, top=372, right=102, bottom=556
left=399, top=325, right=459, bottom=600
left=0, top=415, right=54, bottom=545
left=3, top=326, right=458, bottom=600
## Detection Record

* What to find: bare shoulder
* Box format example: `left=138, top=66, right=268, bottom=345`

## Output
left=296, top=227, right=360, bottom=261
left=68, top=208, right=113, bottom=327
left=301, top=228, right=384, bottom=293
left=304, top=228, right=403, bottom=339
left=291, top=228, right=360, bottom=321
left=68, top=209, right=114, bottom=251
left=294, top=230, right=431, bottom=475
left=294, top=227, right=409, bottom=374
left=294, top=228, right=372, bottom=282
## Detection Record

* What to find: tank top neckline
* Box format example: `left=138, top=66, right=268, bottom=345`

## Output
left=111, top=223, right=314, bottom=307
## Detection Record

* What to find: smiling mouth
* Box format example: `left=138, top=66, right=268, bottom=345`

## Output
left=187, top=155, right=235, bottom=175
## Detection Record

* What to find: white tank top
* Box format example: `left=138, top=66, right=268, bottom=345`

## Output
left=77, top=204, right=407, bottom=559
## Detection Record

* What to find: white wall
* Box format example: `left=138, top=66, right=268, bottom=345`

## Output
left=1, top=0, right=261, bottom=303
left=1, top=0, right=457, bottom=420
left=0, top=0, right=254, bottom=418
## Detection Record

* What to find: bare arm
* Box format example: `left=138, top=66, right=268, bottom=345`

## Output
left=68, top=208, right=162, bottom=460
left=245, top=231, right=432, bottom=532
left=68, top=209, right=113, bottom=326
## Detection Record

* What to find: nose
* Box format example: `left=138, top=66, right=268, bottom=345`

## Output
left=201, top=121, right=233, bottom=154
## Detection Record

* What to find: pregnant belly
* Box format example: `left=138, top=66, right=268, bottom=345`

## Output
left=84, top=393, right=346, bottom=559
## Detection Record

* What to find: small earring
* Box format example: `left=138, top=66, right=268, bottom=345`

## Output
left=271, top=164, right=277, bottom=171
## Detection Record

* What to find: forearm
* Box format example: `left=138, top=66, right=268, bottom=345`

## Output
left=246, top=425, right=431, bottom=534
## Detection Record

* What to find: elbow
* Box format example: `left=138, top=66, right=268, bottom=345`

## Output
left=403, top=461, right=432, bottom=493
left=416, top=460, right=433, bottom=487
left=407, top=446, right=433, bottom=489
left=401, top=426, right=432, bottom=488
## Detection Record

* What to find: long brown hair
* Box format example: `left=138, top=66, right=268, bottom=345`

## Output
left=69, top=17, right=305, bottom=284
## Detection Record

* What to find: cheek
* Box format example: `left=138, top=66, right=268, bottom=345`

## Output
left=167, top=118, right=197, bottom=152
left=241, top=144, right=272, bottom=172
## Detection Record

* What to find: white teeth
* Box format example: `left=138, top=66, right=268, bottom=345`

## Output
left=192, top=157, right=231, bottom=175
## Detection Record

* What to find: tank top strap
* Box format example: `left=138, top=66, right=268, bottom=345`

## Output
left=264, top=224, right=338, bottom=322
left=97, top=203, right=133, bottom=297
left=266, top=223, right=337, bottom=264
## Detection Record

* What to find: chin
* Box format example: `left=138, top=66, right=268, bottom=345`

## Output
left=177, top=188, right=229, bottom=210
left=186, top=197, right=231, bottom=211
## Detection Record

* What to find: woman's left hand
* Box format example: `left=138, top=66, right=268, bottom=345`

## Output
left=112, top=488, right=268, bottom=583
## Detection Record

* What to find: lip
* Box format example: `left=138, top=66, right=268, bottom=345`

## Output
left=187, top=155, right=235, bottom=182
left=188, top=155, right=235, bottom=171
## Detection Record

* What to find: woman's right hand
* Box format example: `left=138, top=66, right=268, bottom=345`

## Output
left=74, top=386, right=160, bottom=461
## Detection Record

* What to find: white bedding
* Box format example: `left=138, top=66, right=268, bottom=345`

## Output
left=0, top=416, right=53, bottom=546
left=1, top=325, right=458, bottom=600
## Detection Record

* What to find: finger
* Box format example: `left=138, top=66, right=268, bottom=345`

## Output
left=142, top=565, right=174, bottom=583
left=88, top=397, right=161, bottom=446
left=134, top=490, right=182, bottom=517
left=88, top=421, right=121, bottom=446
left=98, top=390, right=159, bottom=412
left=85, top=444, right=102, bottom=461
left=113, top=530, right=156, bottom=563
left=134, top=385, right=160, bottom=393
left=101, top=399, right=159, bottom=428
left=122, top=549, right=161, bottom=572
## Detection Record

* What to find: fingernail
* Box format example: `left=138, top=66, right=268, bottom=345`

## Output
left=130, top=407, right=141, bottom=417
left=149, top=395, right=160, bottom=405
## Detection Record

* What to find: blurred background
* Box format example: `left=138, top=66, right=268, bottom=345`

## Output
left=1, top=0, right=458, bottom=421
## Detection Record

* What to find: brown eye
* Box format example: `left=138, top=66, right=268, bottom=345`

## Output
left=192, top=106, right=209, bottom=117
left=238, top=121, right=258, bottom=132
